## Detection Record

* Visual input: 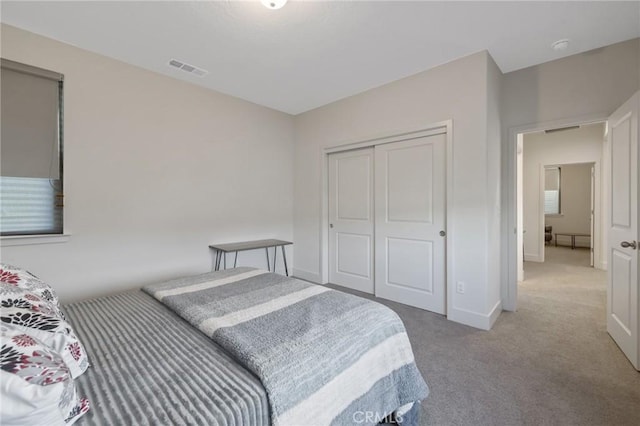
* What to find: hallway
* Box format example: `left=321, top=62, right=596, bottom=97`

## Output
left=523, top=245, right=602, bottom=307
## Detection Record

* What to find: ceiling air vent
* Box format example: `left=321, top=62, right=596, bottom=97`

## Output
left=168, top=59, right=208, bottom=77
left=544, top=125, right=580, bottom=134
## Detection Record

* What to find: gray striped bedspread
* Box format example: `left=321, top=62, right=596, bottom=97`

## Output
left=64, top=290, right=269, bottom=426
left=143, top=267, right=429, bottom=426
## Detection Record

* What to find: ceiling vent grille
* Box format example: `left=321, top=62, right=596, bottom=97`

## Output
left=544, top=125, right=580, bottom=134
left=168, top=59, right=208, bottom=77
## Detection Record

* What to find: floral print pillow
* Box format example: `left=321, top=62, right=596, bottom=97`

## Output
left=1, top=288, right=89, bottom=379
left=0, top=264, right=62, bottom=314
left=1, top=323, right=90, bottom=425
left=0, top=264, right=89, bottom=379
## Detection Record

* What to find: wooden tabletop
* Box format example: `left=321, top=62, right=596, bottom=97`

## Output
left=209, top=239, right=292, bottom=252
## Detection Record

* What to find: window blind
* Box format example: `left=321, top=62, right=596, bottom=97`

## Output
left=544, top=166, right=561, bottom=215
left=0, top=59, right=63, bottom=236
left=544, top=190, right=560, bottom=215
left=0, top=177, right=62, bottom=235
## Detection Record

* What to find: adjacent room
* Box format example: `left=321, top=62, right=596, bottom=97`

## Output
left=1, top=1, right=639, bottom=425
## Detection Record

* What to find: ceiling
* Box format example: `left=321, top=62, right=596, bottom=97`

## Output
left=2, top=1, right=639, bottom=115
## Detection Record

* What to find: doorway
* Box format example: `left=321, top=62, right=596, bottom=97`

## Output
left=515, top=122, right=607, bottom=284
left=542, top=162, right=596, bottom=267
left=507, top=93, right=640, bottom=370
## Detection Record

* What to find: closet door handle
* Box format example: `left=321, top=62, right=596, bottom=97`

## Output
left=620, top=241, right=637, bottom=249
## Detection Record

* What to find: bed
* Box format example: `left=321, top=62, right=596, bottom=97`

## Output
left=65, top=290, right=269, bottom=425
left=1, top=264, right=428, bottom=425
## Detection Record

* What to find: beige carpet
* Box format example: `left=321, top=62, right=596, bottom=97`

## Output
left=327, top=246, right=640, bottom=425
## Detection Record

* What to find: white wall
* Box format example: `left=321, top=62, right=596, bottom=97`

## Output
left=544, top=163, right=594, bottom=246
left=502, top=38, right=640, bottom=308
left=486, top=54, right=502, bottom=313
left=522, top=124, right=604, bottom=263
left=0, top=24, right=295, bottom=302
left=294, top=51, right=502, bottom=330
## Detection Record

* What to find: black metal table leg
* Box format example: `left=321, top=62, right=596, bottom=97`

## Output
left=282, top=245, right=288, bottom=276
left=215, top=250, right=221, bottom=271
left=265, top=248, right=270, bottom=271
left=273, top=246, right=277, bottom=273
left=234, top=251, right=238, bottom=268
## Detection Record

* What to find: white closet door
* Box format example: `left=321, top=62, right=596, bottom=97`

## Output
left=328, top=148, right=375, bottom=294
left=374, top=135, right=446, bottom=313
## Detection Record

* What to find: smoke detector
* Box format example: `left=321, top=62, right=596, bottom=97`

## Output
left=551, top=39, right=570, bottom=52
left=168, top=59, right=208, bottom=77
left=261, top=0, right=287, bottom=9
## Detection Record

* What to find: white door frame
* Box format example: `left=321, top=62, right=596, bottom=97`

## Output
left=516, top=135, right=524, bottom=282
left=319, top=120, right=454, bottom=315
left=504, top=113, right=608, bottom=311
left=590, top=164, right=596, bottom=267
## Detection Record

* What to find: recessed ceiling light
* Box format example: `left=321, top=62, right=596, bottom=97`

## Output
left=261, top=0, right=287, bottom=10
left=551, top=39, right=570, bottom=51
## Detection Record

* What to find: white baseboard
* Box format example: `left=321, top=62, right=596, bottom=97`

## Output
left=448, top=300, right=502, bottom=330
left=292, top=268, right=322, bottom=284
left=487, top=300, right=502, bottom=328
left=524, top=253, right=542, bottom=262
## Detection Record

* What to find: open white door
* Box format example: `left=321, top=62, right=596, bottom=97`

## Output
left=607, top=91, right=639, bottom=370
left=374, top=135, right=446, bottom=313
left=328, top=148, right=375, bottom=294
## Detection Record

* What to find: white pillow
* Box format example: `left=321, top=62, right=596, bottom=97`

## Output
left=0, top=324, right=89, bottom=425
left=1, top=301, right=89, bottom=378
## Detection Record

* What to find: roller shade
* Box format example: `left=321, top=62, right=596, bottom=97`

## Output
left=545, top=167, right=560, bottom=191
left=0, top=59, right=63, bottom=235
left=1, top=60, right=61, bottom=179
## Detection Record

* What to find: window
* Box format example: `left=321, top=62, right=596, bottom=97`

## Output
left=544, top=166, right=561, bottom=215
left=0, top=59, right=64, bottom=236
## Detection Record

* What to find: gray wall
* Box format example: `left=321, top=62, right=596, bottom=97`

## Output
left=501, top=38, right=640, bottom=304
left=502, top=39, right=640, bottom=128
left=294, top=51, right=502, bottom=329
left=0, top=24, right=295, bottom=302
left=486, top=53, right=502, bottom=306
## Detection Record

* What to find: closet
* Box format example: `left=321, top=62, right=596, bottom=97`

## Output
left=328, top=133, right=446, bottom=314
